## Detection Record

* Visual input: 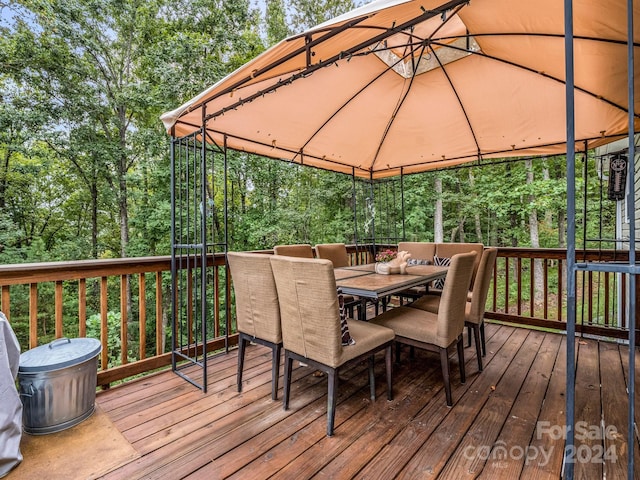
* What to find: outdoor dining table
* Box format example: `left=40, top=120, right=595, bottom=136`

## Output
left=334, top=264, right=448, bottom=320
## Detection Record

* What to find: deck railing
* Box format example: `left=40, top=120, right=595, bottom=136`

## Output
left=0, top=246, right=633, bottom=386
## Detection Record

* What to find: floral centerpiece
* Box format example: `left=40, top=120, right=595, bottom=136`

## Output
left=375, top=249, right=397, bottom=263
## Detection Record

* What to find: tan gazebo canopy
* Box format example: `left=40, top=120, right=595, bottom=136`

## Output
left=161, top=0, right=639, bottom=178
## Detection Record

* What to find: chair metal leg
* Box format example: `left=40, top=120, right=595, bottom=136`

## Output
left=457, top=336, right=466, bottom=384
left=466, top=325, right=472, bottom=347
left=480, top=321, right=487, bottom=356
left=271, top=343, right=282, bottom=400
left=237, top=336, right=247, bottom=392
left=283, top=354, right=294, bottom=410
left=327, top=369, right=339, bottom=436
left=440, top=347, right=453, bottom=406
left=473, top=325, right=483, bottom=372
left=395, top=341, right=402, bottom=364
left=359, top=299, right=367, bottom=320
left=385, top=345, right=393, bottom=401
left=368, top=355, right=376, bottom=401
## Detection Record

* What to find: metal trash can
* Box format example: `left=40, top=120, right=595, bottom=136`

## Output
left=18, top=337, right=102, bottom=435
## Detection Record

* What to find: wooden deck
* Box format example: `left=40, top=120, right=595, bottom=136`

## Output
left=91, top=323, right=640, bottom=479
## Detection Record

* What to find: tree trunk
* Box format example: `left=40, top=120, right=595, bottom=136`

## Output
left=434, top=176, right=443, bottom=242
left=543, top=164, right=553, bottom=226
left=468, top=171, right=484, bottom=243
left=506, top=163, right=519, bottom=246
left=556, top=162, right=567, bottom=248
left=0, top=148, right=10, bottom=210
left=526, top=159, right=544, bottom=302
left=91, top=181, right=99, bottom=259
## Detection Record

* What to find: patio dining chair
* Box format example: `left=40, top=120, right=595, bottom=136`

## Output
left=273, top=244, right=314, bottom=258
left=227, top=252, right=283, bottom=400
left=409, top=248, right=497, bottom=372
left=269, top=255, right=395, bottom=436
left=371, top=252, right=476, bottom=406
left=314, top=243, right=350, bottom=267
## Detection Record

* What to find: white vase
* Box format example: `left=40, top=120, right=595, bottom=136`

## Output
left=375, top=262, right=390, bottom=274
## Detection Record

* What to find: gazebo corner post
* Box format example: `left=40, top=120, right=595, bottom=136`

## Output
left=223, top=135, right=230, bottom=354
left=170, top=129, right=178, bottom=375
left=200, top=109, right=208, bottom=393
left=626, top=0, right=636, bottom=476
left=564, top=0, right=576, bottom=478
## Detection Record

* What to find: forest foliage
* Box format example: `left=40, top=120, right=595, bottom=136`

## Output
left=0, top=0, right=616, bottom=267
left=0, top=0, right=621, bottom=358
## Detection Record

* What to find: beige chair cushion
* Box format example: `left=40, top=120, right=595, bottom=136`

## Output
left=227, top=252, right=282, bottom=344
left=273, top=244, right=314, bottom=258
left=339, top=319, right=395, bottom=364
left=315, top=243, right=350, bottom=267
left=371, top=306, right=442, bottom=346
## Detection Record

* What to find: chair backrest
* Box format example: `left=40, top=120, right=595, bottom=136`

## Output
left=227, top=252, right=282, bottom=343
left=270, top=256, right=343, bottom=368
left=397, top=242, right=436, bottom=263
left=314, top=243, right=350, bottom=267
left=467, top=248, right=498, bottom=324
left=436, top=251, right=477, bottom=347
left=273, top=244, right=314, bottom=258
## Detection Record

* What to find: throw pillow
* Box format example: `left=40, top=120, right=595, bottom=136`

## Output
left=337, top=288, right=355, bottom=346
left=407, top=258, right=432, bottom=266
left=433, top=256, right=451, bottom=289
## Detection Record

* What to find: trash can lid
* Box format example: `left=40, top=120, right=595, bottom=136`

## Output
left=19, top=337, right=102, bottom=372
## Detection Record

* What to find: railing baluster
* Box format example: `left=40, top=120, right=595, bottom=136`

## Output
left=100, top=276, right=108, bottom=370
left=29, top=283, right=38, bottom=348
left=156, top=272, right=163, bottom=356
left=517, top=257, right=522, bottom=316
left=214, top=265, right=220, bottom=338
left=187, top=266, right=194, bottom=347
left=505, top=257, right=510, bottom=314
left=121, top=274, right=128, bottom=365
left=622, top=274, right=627, bottom=329
left=139, top=273, right=146, bottom=360
left=55, top=280, right=63, bottom=338
left=492, top=260, right=497, bottom=312
left=79, top=279, right=86, bottom=337
left=557, top=259, right=563, bottom=322
left=529, top=258, right=535, bottom=317
left=604, top=271, right=610, bottom=327
left=587, top=271, right=593, bottom=326
left=544, top=259, right=549, bottom=320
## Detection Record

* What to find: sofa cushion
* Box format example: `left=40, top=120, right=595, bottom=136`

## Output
left=435, top=243, right=484, bottom=289
left=433, top=256, right=451, bottom=289
left=398, top=242, right=436, bottom=263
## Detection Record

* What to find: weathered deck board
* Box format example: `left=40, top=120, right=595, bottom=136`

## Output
left=478, top=333, right=563, bottom=478
left=438, top=329, right=546, bottom=479
left=600, top=341, right=640, bottom=479
left=352, top=325, right=515, bottom=479
left=89, top=324, right=640, bottom=480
